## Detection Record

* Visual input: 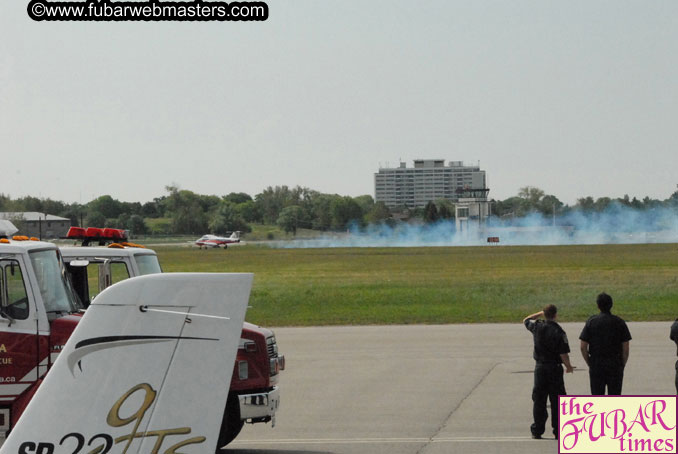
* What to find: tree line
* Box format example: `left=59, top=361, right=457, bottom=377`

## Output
left=492, top=186, right=678, bottom=219
left=1, top=186, right=677, bottom=236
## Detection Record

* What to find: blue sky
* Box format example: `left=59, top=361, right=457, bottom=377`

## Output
left=1, top=1, right=677, bottom=204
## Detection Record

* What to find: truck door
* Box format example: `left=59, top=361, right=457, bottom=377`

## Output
left=0, top=258, right=40, bottom=430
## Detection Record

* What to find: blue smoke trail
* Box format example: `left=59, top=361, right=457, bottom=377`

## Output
left=272, top=202, right=678, bottom=248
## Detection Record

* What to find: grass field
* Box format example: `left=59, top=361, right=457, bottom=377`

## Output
left=154, top=243, right=678, bottom=326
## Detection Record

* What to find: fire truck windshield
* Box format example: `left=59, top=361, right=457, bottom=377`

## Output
left=29, top=249, right=81, bottom=315
left=134, top=254, right=161, bottom=275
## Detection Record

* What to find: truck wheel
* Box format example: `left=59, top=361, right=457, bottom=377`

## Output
left=215, top=393, right=244, bottom=451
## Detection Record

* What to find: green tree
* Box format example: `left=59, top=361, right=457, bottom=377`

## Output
left=112, top=213, right=130, bottom=229
left=438, top=204, right=451, bottom=219
left=255, top=186, right=294, bottom=224
left=576, top=196, right=595, bottom=212
left=353, top=195, right=374, bottom=215
left=127, top=215, right=147, bottom=236
left=88, top=195, right=123, bottom=219
left=537, top=195, right=564, bottom=216
left=0, top=193, right=10, bottom=211
left=494, top=196, right=530, bottom=218
left=254, top=185, right=315, bottom=224
left=41, top=198, right=68, bottom=216
left=630, top=197, right=642, bottom=209
left=518, top=187, right=546, bottom=206
left=423, top=201, right=438, bottom=224
left=14, top=196, right=44, bottom=212
left=141, top=201, right=161, bottom=218
left=618, top=194, right=631, bottom=207
left=667, top=191, right=678, bottom=209
left=311, top=194, right=337, bottom=230
left=163, top=185, right=208, bottom=234
left=330, top=196, right=363, bottom=230
left=365, top=201, right=391, bottom=224
left=224, top=192, right=253, bottom=205
left=120, top=201, right=143, bottom=216
left=237, top=200, right=262, bottom=223
left=60, top=204, right=85, bottom=227
left=209, top=202, right=250, bottom=234
left=424, top=201, right=439, bottom=223
left=435, top=199, right=454, bottom=220
left=277, top=205, right=305, bottom=235
left=593, top=197, right=612, bottom=212
left=85, top=211, right=106, bottom=227
left=641, top=196, right=661, bottom=210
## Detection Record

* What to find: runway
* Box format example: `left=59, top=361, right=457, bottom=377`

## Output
left=226, top=322, right=677, bottom=453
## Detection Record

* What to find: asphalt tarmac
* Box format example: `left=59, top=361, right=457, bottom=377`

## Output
left=226, top=322, right=677, bottom=454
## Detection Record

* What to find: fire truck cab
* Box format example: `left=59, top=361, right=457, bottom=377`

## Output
left=59, top=228, right=284, bottom=449
left=0, top=224, right=84, bottom=444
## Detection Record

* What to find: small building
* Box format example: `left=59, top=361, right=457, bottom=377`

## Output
left=0, top=212, right=71, bottom=239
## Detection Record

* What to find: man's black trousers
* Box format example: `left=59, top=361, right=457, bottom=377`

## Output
left=589, top=363, right=624, bottom=395
left=531, top=362, right=565, bottom=437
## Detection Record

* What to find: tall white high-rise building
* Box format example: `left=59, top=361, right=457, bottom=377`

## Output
left=374, top=159, right=487, bottom=208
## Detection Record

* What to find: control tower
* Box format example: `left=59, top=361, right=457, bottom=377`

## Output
left=455, top=187, right=491, bottom=234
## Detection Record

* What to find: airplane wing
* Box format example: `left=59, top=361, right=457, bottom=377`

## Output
left=1, top=272, right=251, bottom=454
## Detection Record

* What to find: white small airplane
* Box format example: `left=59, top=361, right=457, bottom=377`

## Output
left=195, top=232, right=241, bottom=249
left=0, top=272, right=251, bottom=454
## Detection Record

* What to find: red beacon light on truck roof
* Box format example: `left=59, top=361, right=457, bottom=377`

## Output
left=85, top=227, right=104, bottom=238
left=66, top=227, right=87, bottom=239
left=103, top=228, right=124, bottom=240
left=65, top=226, right=128, bottom=246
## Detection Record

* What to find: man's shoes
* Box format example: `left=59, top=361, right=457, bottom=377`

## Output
left=532, top=434, right=542, bottom=439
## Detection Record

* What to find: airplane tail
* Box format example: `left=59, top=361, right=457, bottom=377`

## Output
left=230, top=231, right=240, bottom=240
left=1, top=273, right=251, bottom=454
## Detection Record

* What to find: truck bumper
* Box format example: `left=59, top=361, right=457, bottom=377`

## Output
left=238, top=386, right=280, bottom=426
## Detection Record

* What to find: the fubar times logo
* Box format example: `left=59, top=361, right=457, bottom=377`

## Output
left=559, top=396, right=677, bottom=453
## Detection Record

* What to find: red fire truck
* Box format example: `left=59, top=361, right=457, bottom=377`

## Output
left=0, top=224, right=284, bottom=450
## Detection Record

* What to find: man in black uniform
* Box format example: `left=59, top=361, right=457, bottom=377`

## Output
left=579, top=292, right=631, bottom=395
left=670, top=319, right=678, bottom=393
left=524, top=304, right=574, bottom=439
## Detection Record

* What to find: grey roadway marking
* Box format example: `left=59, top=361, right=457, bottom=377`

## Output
left=231, top=436, right=533, bottom=445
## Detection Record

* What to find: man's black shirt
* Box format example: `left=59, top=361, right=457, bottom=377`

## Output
left=525, top=319, right=570, bottom=363
left=579, top=312, right=631, bottom=366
